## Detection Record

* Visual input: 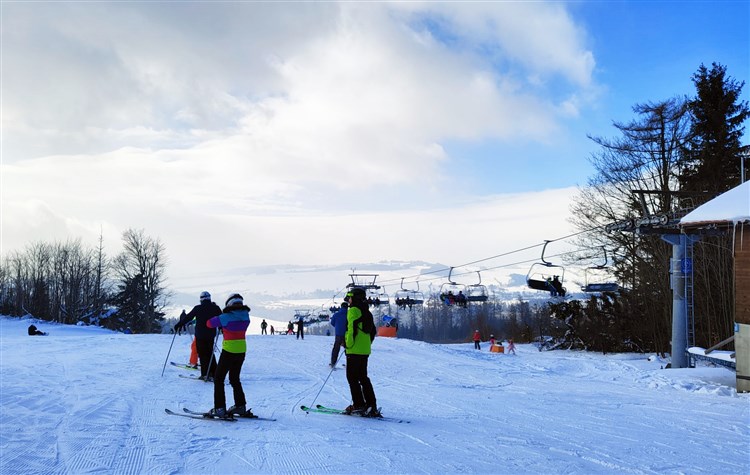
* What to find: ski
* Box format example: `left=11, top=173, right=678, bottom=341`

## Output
left=316, top=404, right=376, bottom=416
left=178, top=374, right=208, bottom=381
left=177, top=374, right=229, bottom=384
left=170, top=362, right=199, bottom=371
left=164, top=408, right=236, bottom=422
left=300, top=405, right=343, bottom=414
left=300, top=405, right=408, bottom=423
left=183, top=407, right=276, bottom=421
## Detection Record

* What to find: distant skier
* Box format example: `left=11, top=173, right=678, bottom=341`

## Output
left=296, top=315, right=305, bottom=340
left=206, top=293, right=251, bottom=419
left=473, top=329, right=481, bottom=350
left=489, top=334, right=496, bottom=348
left=175, top=291, right=221, bottom=381
left=27, top=324, right=47, bottom=336
left=261, top=319, right=268, bottom=335
left=329, top=300, right=348, bottom=367
left=507, top=339, right=516, bottom=355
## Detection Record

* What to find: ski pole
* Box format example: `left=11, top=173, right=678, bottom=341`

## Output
left=161, top=329, right=178, bottom=377
left=308, top=350, right=345, bottom=408
left=206, top=330, right=221, bottom=382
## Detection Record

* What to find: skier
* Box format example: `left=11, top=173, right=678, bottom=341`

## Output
left=206, top=293, right=251, bottom=419
left=507, top=338, right=516, bottom=355
left=296, top=315, right=305, bottom=340
left=489, top=334, right=496, bottom=348
left=343, top=288, right=380, bottom=417
left=261, top=319, right=268, bottom=335
left=175, top=291, right=221, bottom=381
left=27, top=324, right=47, bottom=336
left=473, top=329, right=481, bottom=350
left=180, top=309, right=198, bottom=369
left=329, top=300, right=348, bottom=367
left=189, top=337, right=199, bottom=369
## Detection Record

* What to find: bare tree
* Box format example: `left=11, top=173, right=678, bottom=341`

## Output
left=569, top=97, right=693, bottom=354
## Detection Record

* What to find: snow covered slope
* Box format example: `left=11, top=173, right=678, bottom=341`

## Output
left=1, top=316, right=747, bottom=474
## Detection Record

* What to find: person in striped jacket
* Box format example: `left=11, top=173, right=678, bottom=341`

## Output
left=206, top=293, right=251, bottom=419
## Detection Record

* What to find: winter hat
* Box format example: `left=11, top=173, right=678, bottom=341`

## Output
left=199, top=291, right=211, bottom=302
left=349, top=287, right=367, bottom=302
left=225, top=293, right=243, bottom=307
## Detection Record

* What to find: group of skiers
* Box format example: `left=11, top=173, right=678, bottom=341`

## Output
left=173, top=287, right=381, bottom=419
left=174, top=291, right=252, bottom=419
left=472, top=329, right=516, bottom=354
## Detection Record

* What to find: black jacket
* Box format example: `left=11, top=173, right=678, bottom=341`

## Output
left=178, top=301, right=222, bottom=340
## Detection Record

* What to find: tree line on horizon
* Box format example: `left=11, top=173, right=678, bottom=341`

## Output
left=0, top=229, right=169, bottom=334
left=0, top=62, right=747, bottom=351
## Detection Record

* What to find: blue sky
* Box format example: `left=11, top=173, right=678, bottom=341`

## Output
left=1, top=1, right=748, bottom=278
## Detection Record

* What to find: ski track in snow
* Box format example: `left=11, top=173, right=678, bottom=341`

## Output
left=1, top=316, right=748, bottom=475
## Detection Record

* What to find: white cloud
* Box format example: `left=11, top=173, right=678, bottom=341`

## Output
left=1, top=1, right=595, bottom=278
left=1, top=149, right=578, bottom=278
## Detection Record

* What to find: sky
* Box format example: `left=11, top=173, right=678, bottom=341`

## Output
left=1, top=1, right=748, bottom=282
left=1, top=315, right=747, bottom=474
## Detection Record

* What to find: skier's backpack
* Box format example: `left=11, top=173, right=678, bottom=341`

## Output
left=354, top=308, right=376, bottom=343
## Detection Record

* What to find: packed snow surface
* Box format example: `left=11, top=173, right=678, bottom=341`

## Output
left=1, top=316, right=748, bottom=475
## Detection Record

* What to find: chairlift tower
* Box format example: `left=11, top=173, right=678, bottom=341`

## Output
left=610, top=189, right=709, bottom=368
left=661, top=234, right=701, bottom=368
left=347, top=273, right=381, bottom=291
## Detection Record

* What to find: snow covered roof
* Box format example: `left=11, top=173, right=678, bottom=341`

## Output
left=680, top=180, right=750, bottom=227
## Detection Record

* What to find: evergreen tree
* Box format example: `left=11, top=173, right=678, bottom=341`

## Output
left=111, top=229, right=168, bottom=333
left=680, top=62, right=750, bottom=196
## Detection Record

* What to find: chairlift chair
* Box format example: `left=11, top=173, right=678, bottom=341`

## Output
left=293, top=309, right=312, bottom=324
left=369, top=286, right=389, bottom=307
left=394, top=278, right=425, bottom=309
left=581, top=248, right=620, bottom=293
left=316, top=309, right=330, bottom=322
left=440, top=267, right=468, bottom=306
left=465, top=271, right=490, bottom=303
left=526, top=241, right=567, bottom=297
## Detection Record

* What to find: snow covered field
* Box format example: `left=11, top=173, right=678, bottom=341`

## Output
left=1, top=316, right=748, bottom=475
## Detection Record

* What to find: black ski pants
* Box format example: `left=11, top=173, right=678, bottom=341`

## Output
left=196, top=337, right=216, bottom=378
left=213, top=350, right=246, bottom=410
left=330, top=335, right=345, bottom=366
left=346, top=353, right=376, bottom=409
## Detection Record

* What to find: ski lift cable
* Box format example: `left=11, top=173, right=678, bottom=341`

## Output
left=380, top=250, right=578, bottom=288
left=376, top=225, right=603, bottom=287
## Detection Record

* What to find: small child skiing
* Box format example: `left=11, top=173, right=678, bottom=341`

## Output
left=507, top=338, right=516, bottom=355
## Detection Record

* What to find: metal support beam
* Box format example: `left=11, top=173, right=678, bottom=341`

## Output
left=661, top=233, right=701, bottom=368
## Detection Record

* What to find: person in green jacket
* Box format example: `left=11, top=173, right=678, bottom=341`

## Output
left=343, top=287, right=380, bottom=417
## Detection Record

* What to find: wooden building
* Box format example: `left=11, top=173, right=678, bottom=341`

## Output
left=680, top=181, right=750, bottom=392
